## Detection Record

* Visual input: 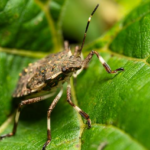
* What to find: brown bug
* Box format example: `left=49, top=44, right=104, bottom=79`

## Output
left=0, top=4, right=124, bottom=150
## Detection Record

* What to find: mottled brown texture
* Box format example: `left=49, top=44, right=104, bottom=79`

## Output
left=13, top=50, right=82, bottom=98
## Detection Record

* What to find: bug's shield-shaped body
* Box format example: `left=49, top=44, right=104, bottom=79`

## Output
left=13, top=50, right=82, bottom=99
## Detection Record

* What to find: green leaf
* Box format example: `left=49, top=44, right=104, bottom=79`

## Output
left=81, top=125, right=144, bottom=150
left=109, top=2, right=150, bottom=58
left=0, top=0, right=63, bottom=52
left=0, top=0, right=149, bottom=150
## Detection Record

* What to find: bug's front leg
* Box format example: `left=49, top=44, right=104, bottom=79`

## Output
left=83, top=51, right=124, bottom=73
left=42, top=89, right=63, bottom=150
left=66, top=83, right=91, bottom=128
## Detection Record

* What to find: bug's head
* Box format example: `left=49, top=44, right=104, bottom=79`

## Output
left=61, top=55, right=82, bottom=74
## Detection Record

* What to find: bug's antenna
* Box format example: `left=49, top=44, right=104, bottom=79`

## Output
left=78, top=4, right=99, bottom=55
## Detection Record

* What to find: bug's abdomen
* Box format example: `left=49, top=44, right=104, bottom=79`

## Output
left=13, top=71, right=70, bottom=99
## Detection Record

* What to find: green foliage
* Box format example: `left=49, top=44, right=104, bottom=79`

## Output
left=109, top=2, right=150, bottom=58
left=0, top=0, right=149, bottom=150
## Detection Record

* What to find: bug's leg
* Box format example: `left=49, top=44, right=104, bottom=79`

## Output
left=0, top=93, right=53, bottom=140
left=42, top=89, right=63, bottom=150
left=83, top=51, right=124, bottom=73
left=66, top=84, right=91, bottom=128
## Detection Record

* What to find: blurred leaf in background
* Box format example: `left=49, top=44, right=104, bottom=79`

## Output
left=62, top=0, right=141, bottom=44
left=0, top=0, right=150, bottom=150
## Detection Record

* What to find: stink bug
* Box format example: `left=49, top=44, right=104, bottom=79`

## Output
left=0, top=4, right=124, bottom=150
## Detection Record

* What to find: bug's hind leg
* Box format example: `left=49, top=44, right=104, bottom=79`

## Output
left=42, top=89, right=63, bottom=150
left=66, top=83, right=91, bottom=128
left=0, top=94, right=53, bottom=140
left=83, top=51, right=124, bottom=73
